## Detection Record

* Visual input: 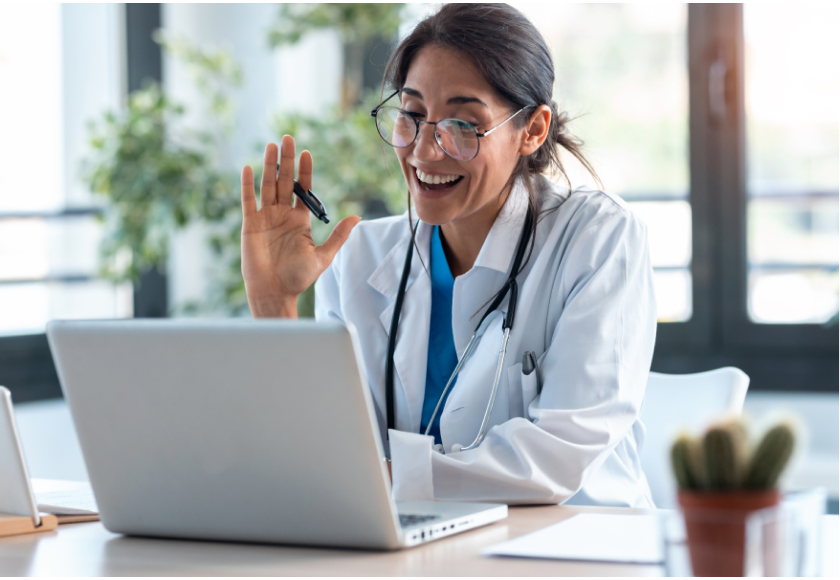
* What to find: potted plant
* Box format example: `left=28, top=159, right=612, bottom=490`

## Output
left=670, top=419, right=795, bottom=576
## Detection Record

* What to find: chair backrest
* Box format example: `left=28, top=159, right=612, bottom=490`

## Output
left=639, top=367, right=750, bottom=508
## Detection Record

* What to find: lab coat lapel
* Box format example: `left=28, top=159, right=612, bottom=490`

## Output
left=369, top=221, right=432, bottom=435
left=452, top=180, right=530, bottom=353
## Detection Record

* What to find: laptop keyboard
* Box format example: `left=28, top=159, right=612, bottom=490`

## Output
left=399, top=513, right=440, bottom=527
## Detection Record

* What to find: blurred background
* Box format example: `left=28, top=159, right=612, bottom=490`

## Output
left=0, top=4, right=837, bottom=509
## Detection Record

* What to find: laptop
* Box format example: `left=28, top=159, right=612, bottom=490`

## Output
left=46, top=319, right=507, bottom=549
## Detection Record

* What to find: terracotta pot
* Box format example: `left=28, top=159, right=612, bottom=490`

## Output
left=678, top=489, right=780, bottom=577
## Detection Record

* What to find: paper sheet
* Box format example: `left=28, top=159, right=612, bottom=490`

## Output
left=36, top=489, right=98, bottom=516
left=484, top=513, right=664, bottom=564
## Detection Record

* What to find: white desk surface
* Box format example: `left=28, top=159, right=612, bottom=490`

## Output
left=1, top=480, right=836, bottom=577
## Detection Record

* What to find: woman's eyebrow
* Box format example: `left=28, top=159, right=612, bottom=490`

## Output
left=401, top=87, right=423, bottom=99
left=401, top=87, right=488, bottom=108
left=447, top=96, right=488, bottom=107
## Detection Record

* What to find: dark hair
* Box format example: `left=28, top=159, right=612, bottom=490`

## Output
left=383, top=3, right=598, bottom=280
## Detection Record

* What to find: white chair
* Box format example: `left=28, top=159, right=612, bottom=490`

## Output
left=639, top=367, right=750, bottom=508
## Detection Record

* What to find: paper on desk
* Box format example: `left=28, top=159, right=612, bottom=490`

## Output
left=36, top=489, right=98, bottom=516
left=484, top=513, right=664, bottom=564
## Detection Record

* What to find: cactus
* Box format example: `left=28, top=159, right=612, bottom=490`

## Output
left=703, top=420, right=747, bottom=490
left=671, top=435, right=700, bottom=490
left=743, top=423, right=795, bottom=489
left=670, top=418, right=795, bottom=492
left=703, top=427, right=738, bottom=489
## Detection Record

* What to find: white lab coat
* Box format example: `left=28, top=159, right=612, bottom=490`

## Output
left=315, top=175, right=657, bottom=507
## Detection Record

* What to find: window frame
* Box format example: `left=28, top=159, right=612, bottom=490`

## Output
left=125, top=3, right=169, bottom=318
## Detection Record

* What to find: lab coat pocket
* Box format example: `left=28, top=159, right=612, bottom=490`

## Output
left=507, top=362, right=523, bottom=420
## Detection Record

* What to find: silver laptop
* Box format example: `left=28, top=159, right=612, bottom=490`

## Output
left=47, top=319, right=506, bottom=549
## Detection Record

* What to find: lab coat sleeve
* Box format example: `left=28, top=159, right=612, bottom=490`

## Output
left=314, top=255, right=344, bottom=323
left=390, top=208, right=657, bottom=505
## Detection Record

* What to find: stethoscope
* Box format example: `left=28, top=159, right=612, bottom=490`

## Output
left=385, top=208, right=534, bottom=453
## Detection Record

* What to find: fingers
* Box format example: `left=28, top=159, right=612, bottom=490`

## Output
left=317, top=216, right=362, bottom=266
left=260, top=143, right=279, bottom=207
left=241, top=165, right=257, bottom=216
left=293, top=150, right=313, bottom=214
left=277, top=135, right=296, bottom=207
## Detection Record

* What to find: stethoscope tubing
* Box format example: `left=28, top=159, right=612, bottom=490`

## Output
left=387, top=209, right=534, bottom=453
left=460, top=326, right=511, bottom=451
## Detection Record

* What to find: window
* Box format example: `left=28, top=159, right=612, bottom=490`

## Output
left=516, top=3, right=692, bottom=323
left=0, top=4, right=131, bottom=337
left=743, top=3, right=839, bottom=324
left=0, top=4, right=132, bottom=401
left=515, top=3, right=838, bottom=391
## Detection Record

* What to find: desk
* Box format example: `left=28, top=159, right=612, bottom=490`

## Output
left=1, top=482, right=837, bottom=577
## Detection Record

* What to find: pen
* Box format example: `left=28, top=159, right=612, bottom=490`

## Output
left=522, top=351, right=542, bottom=394
left=276, top=162, right=330, bottom=224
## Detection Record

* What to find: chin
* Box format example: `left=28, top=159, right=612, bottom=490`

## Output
left=410, top=196, right=453, bottom=226
left=407, top=174, right=469, bottom=226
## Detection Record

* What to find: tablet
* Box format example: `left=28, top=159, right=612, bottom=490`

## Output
left=0, top=387, right=40, bottom=526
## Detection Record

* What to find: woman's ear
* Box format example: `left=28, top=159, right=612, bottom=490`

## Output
left=519, top=104, right=552, bottom=156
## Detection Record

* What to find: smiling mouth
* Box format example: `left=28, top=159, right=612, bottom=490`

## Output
left=414, top=167, right=464, bottom=192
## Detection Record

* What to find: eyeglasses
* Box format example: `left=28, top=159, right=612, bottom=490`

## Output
left=370, top=89, right=526, bottom=161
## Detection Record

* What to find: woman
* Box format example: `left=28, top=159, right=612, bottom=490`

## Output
left=240, top=4, right=657, bottom=507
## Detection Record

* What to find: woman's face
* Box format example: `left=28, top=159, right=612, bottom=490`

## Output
left=395, top=45, right=525, bottom=227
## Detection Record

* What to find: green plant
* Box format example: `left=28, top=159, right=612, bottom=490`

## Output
left=671, top=418, right=795, bottom=492
left=268, top=3, right=404, bottom=46
left=703, top=420, right=747, bottom=490
left=83, top=84, right=237, bottom=282
left=83, top=36, right=242, bottom=285
left=202, top=4, right=412, bottom=317
left=153, top=31, right=243, bottom=140
left=268, top=3, right=405, bottom=112
left=743, top=423, right=796, bottom=489
left=671, top=434, right=702, bottom=489
left=84, top=12, right=409, bottom=317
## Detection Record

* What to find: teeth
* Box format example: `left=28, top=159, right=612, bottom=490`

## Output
left=415, top=168, right=460, bottom=185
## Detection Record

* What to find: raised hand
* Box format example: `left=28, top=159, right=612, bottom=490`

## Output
left=240, top=135, right=361, bottom=318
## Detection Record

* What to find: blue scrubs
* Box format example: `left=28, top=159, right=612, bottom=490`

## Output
left=420, top=226, right=459, bottom=445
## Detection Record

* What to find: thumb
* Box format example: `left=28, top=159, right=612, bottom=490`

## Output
left=317, top=215, right=362, bottom=266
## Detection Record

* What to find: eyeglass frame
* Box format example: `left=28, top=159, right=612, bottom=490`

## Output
left=370, top=89, right=528, bottom=161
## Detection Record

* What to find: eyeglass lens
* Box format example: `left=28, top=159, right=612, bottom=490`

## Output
left=375, top=107, right=479, bottom=161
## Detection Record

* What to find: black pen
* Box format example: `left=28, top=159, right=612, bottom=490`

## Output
left=276, top=162, right=330, bottom=224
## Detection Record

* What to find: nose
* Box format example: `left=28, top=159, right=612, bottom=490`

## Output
left=413, top=122, right=445, bottom=163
